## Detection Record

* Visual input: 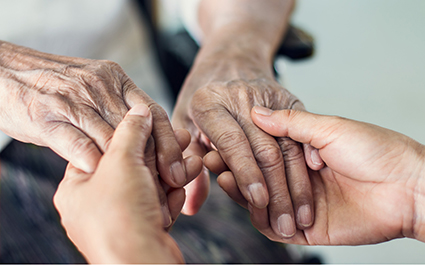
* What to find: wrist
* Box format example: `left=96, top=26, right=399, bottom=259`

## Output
left=412, top=144, right=425, bottom=242
left=179, top=36, right=275, bottom=98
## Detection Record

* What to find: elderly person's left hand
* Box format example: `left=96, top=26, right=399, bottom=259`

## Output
left=54, top=104, right=201, bottom=263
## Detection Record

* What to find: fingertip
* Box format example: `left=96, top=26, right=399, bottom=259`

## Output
left=183, top=155, right=203, bottom=185
left=251, top=107, right=290, bottom=137
left=297, top=204, right=314, bottom=229
left=174, top=129, right=191, bottom=151
left=170, top=161, right=187, bottom=187
left=304, top=144, right=324, bottom=170
left=127, top=103, right=151, bottom=117
left=247, top=183, right=269, bottom=209
left=203, top=150, right=228, bottom=175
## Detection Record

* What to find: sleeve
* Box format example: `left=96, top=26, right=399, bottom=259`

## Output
left=180, top=0, right=203, bottom=44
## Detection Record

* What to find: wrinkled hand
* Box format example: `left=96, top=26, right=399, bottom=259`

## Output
left=173, top=68, right=315, bottom=239
left=54, top=104, right=201, bottom=263
left=0, top=41, right=187, bottom=188
left=246, top=107, right=425, bottom=245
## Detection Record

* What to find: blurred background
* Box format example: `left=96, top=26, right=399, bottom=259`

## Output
left=1, top=0, right=424, bottom=263
left=277, top=0, right=425, bottom=263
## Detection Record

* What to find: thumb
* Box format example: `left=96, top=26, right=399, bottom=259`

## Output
left=107, top=104, right=152, bottom=162
left=251, top=106, right=340, bottom=150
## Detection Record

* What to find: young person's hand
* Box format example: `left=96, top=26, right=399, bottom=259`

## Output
left=54, top=104, right=202, bottom=263
left=218, top=106, right=425, bottom=245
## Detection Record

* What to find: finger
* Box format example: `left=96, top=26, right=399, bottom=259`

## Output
left=107, top=104, right=152, bottom=158
left=181, top=136, right=210, bottom=215
left=125, top=87, right=187, bottom=188
left=277, top=137, right=314, bottom=229
left=68, top=108, right=116, bottom=153
left=46, top=122, right=102, bottom=173
left=248, top=204, right=307, bottom=244
left=174, top=129, right=191, bottom=151
left=251, top=106, right=337, bottom=149
left=191, top=106, right=269, bottom=209
left=167, top=188, right=186, bottom=227
left=144, top=136, right=172, bottom=228
left=217, top=171, right=248, bottom=208
left=303, top=144, right=325, bottom=171
left=203, top=150, right=229, bottom=175
left=252, top=106, right=315, bottom=229
left=240, top=120, right=297, bottom=238
left=181, top=166, right=210, bottom=215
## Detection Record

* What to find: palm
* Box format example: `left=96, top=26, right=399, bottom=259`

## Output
left=258, top=167, right=411, bottom=245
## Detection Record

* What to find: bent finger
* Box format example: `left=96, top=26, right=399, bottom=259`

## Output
left=125, top=87, right=187, bottom=188
left=303, top=144, right=325, bottom=171
left=46, top=123, right=102, bottom=173
left=217, top=171, right=248, bottom=208
left=203, top=150, right=229, bottom=175
left=180, top=136, right=210, bottom=215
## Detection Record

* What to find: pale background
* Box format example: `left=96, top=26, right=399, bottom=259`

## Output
left=277, top=0, right=425, bottom=263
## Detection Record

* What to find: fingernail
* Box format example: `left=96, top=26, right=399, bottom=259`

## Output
left=253, top=106, right=273, bottom=116
left=170, top=162, right=186, bottom=186
left=248, top=183, right=268, bottom=208
left=278, top=214, right=296, bottom=238
left=298, top=204, right=313, bottom=227
left=311, top=149, right=323, bottom=166
left=128, top=104, right=150, bottom=117
left=161, top=205, right=172, bottom=228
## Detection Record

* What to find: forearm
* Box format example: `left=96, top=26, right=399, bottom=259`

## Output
left=181, top=0, right=294, bottom=91
left=198, top=0, right=294, bottom=60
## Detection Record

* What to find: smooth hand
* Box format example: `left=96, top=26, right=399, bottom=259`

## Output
left=54, top=104, right=201, bottom=263
left=248, top=106, right=425, bottom=245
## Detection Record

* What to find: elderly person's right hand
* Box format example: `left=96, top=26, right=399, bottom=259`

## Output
left=0, top=41, right=194, bottom=225
left=0, top=40, right=189, bottom=182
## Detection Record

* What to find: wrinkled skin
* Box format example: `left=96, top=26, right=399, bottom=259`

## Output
left=54, top=105, right=200, bottom=263
left=0, top=41, right=190, bottom=223
left=173, top=69, right=316, bottom=239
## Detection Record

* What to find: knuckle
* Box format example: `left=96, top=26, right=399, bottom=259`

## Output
left=148, top=103, right=169, bottom=122
left=254, top=144, right=283, bottom=170
left=215, top=130, right=246, bottom=153
left=191, top=87, right=218, bottom=112
left=69, top=137, right=95, bottom=158
left=278, top=138, right=304, bottom=162
left=269, top=191, right=291, bottom=208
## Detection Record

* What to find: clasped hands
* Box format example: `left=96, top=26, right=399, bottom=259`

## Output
left=5, top=41, right=425, bottom=263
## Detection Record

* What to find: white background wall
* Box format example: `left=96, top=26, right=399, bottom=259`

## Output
left=278, top=0, right=425, bottom=263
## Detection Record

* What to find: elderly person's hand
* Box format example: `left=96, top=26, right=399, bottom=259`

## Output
left=0, top=41, right=193, bottom=223
left=172, top=0, right=315, bottom=240
left=54, top=104, right=201, bottom=263
left=240, top=107, right=425, bottom=245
